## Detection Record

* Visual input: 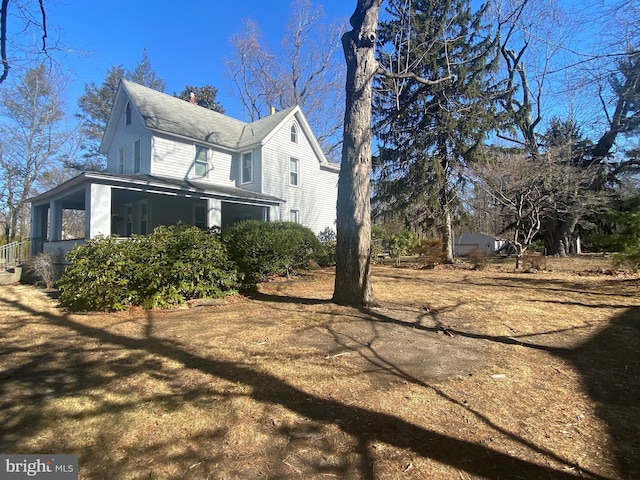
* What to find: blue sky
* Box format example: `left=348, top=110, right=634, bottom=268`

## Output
left=45, top=1, right=353, bottom=120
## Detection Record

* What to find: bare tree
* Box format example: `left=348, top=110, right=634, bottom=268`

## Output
left=0, top=0, right=48, bottom=85
left=471, top=150, right=550, bottom=268
left=224, top=0, right=346, bottom=159
left=490, top=0, right=626, bottom=256
left=0, top=64, right=74, bottom=240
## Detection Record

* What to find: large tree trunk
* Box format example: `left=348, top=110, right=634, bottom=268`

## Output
left=543, top=218, right=563, bottom=256
left=544, top=216, right=578, bottom=257
left=441, top=193, right=454, bottom=264
left=332, top=0, right=382, bottom=307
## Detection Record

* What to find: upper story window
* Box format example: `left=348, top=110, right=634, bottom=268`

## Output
left=118, top=147, right=125, bottom=174
left=194, top=145, right=208, bottom=178
left=125, top=102, right=132, bottom=125
left=290, top=123, right=298, bottom=143
left=133, top=139, right=141, bottom=173
left=241, top=152, right=253, bottom=184
left=289, top=157, right=299, bottom=186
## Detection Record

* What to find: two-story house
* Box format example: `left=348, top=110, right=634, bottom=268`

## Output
left=29, top=80, right=339, bottom=258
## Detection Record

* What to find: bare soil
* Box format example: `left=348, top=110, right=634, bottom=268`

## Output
left=1, top=255, right=638, bottom=479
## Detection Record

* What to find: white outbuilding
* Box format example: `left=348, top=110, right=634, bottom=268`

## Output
left=454, top=232, right=506, bottom=256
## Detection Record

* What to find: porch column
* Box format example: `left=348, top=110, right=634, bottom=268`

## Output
left=207, top=199, right=222, bottom=229
left=29, top=204, right=49, bottom=255
left=268, top=205, right=280, bottom=222
left=85, top=184, right=112, bottom=238
left=49, top=200, right=63, bottom=242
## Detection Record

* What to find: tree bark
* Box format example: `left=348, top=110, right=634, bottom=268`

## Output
left=441, top=188, right=455, bottom=264
left=332, top=0, right=382, bottom=307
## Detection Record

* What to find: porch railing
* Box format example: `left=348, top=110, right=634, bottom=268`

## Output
left=0, top=240, right=30, bottom=270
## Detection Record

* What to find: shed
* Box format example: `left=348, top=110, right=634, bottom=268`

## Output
left=454, top=232, right=505, bottom=256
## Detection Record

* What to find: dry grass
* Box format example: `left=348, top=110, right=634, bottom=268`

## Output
left=1, top=254, right=639, bottom=479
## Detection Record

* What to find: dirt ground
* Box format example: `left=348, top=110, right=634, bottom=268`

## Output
left=1, top=255, right=639, bottom=479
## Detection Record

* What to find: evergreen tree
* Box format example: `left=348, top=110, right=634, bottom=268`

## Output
left=76, top=65, right=125, bottom=171
left=373, top=0, right=502, bottom=262
left=76, top=49, right=166, bottom=171
left=174, top=85, right=225, bottom=113
left=127, top=48, right=167, bottom=93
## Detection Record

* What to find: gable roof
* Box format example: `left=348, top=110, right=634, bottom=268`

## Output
left=100, top=80, right=246, bottom=152
left=238, top=105, right=297, bottom=149
left=100, top=80, right=336, bottom=172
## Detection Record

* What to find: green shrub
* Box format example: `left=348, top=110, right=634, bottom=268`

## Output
left=389, top=229, right=418, bottom=265
left=224, top=220, right=323, bottom=286
left=57, top=224, right=237, bottom=312
left=135, top=224, right=238, bottom=308
left=601, top=210, right=640, bottom=271
left=316, top=227, right=336, bottom=267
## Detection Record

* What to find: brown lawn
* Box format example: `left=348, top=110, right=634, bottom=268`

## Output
left=0, top=255, right=638, bottom=479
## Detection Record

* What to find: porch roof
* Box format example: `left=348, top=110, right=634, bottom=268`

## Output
left=29, top=172, right=285, bottom=207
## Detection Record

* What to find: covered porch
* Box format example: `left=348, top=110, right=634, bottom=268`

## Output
left=29, top=172, right=283, bottom=260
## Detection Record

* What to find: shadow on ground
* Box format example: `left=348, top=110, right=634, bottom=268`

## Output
left=564, top=306, right=640, bottom=478
left=1, top=287, right=631, bottom=479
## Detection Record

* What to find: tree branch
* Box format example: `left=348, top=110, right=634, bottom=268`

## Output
left=0, top=0, right=9, bottom=85
left=38, top=0, right=47, bottom=54
left=378, top=65, right=457, bottom=86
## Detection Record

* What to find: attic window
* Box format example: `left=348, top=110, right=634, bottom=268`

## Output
left=290, top=123, right=298, bottom=143
left=126, top=102, right=132, bottom=125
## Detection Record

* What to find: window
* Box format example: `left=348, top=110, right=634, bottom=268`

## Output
left=133, top=139, right=141, bottom=173
left=194, top=145, right=208, bottom=178
left=290, top=123, right=298, bottom=143
left=241, top=152, right=253, bottom=184
left=138, top=201, right=149, bottom=235
left=289, top=157, right=299, bottom=186
left=118, top=147, right=125, bottom=174
left=125, top=102, right=132, bottom=125
left=289, top=209, right=299, bottom=223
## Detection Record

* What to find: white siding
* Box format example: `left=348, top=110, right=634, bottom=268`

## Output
left=151, top=135, right=197, bottom=178
left=106, top=102, right=150, bottom=174
left=209, top=150, right=235, bottom=186
left=151, top=135, right=235, bottom=187
left=261, top=115, right=338, bottom=234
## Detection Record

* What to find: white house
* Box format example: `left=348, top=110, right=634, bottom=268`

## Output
left=454, top=232, right=506, bottom=256
left=29, top=80, right=339, bottom=257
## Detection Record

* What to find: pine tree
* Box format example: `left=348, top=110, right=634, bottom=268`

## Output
left=373, top=0, right=502, bottom=262
left=76, top=50, right=166, bottom=171
left=174, top=85, right=225, bottom=113
left=76, top=65, right=125, bottom=170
